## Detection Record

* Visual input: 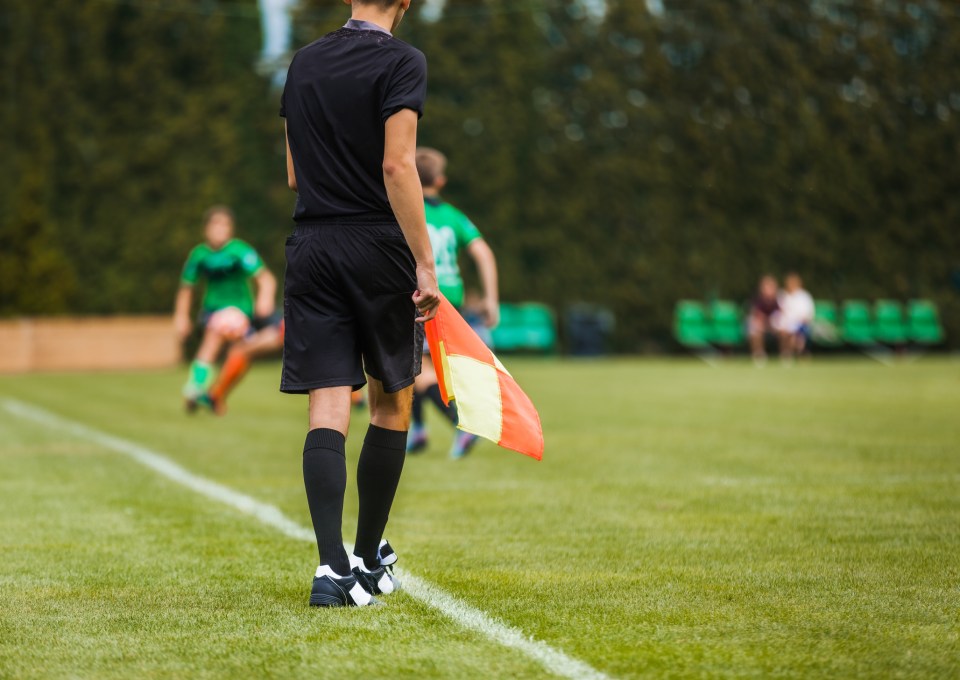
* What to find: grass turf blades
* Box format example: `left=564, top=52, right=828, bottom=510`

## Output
left=1, top=358, right=958, bottom=678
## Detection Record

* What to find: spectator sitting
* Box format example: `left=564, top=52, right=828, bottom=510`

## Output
left=749, top=274, right=780, bottom=365
left=774, top=272, right=815, bottom=361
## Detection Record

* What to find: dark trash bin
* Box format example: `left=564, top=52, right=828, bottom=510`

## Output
left=565, top=304, right=615, bottom=356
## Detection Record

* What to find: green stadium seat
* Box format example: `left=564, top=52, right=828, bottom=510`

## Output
left=491, top=303, right=522, bottom=352
left=811, top=300, right=842, bottom=347
left=673, top=300, right=711, bottom=349
left=840, top=300, right=875, bottom=346
left=490, top=303, right=557, bottom=353
left=906, top=299, right=945, bottom=345
left=874, top=299, right=908, bottom=345
left=708, top=300, right=744, bottom=347
left=518, top=304, right=558, bottom=353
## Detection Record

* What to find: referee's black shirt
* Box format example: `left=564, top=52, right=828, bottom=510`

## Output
left=281, top=21, right=427, bottom=224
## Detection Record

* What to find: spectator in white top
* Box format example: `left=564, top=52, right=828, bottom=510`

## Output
left=774, top=272, right=815, bottom=359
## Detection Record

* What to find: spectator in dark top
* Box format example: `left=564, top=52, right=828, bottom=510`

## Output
left=280, top=0, right=439, bottom=608
left=748, top=274, right=780, bottom=365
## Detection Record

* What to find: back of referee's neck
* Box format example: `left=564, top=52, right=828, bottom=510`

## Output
left=349, top=0, right=410, bottom=35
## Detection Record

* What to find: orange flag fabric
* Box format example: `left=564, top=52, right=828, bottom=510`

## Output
left=425, top=296, right=544, bottom=461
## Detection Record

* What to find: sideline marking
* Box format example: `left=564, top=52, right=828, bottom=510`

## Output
left=2, top=398, right=610, bottom=680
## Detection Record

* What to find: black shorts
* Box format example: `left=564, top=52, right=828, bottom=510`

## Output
left=280, top=221, right=423, bottom=394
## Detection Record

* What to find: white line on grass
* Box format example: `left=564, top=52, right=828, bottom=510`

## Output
left=2, top=398, right=610, bottom=680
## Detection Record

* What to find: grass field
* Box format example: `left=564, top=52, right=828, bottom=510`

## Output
left=1, top=357, right=958, bottom=679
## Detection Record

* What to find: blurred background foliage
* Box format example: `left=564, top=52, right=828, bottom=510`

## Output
left=1, top=0, right=958, bottom=350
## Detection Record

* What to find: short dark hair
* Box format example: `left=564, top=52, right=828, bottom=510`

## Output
left=416, top=147, right=447, bottom=187
left=203, top=205, right=235, bottom=226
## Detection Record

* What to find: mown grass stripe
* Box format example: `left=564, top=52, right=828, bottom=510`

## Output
left=2, top=398, right=610, bottom=680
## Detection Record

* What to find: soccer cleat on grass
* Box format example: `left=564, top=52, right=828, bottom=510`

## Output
left=406, top=426, right=428, bottom=454
left=449, top=431, right=479, bottom=459
left=349, top=540, right=400, bottom=595
left=377, top=539, right=397, bottom=571
left=309, top=565, right=379, bottom=607
left=197, top=392, right=226, bottom=416
left=351, top=564, right=399, bottom=596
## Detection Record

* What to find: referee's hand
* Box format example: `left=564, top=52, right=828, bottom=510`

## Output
left=413, top=264, right=440, bottom=323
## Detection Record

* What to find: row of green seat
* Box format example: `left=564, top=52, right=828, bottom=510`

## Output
left=674, top=300, right=744, bottom=348
left=815, top=299, right=944, bottom=347
left=674, top=299, right=945, bottom=349
left=490, top=303, right=557, bottom=353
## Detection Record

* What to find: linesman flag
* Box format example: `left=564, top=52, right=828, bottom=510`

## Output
left=425, top=296, right=544, bottom=461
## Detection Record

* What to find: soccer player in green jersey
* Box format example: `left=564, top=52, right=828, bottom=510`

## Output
left=408, top=147, right=499, bottom=458
left=173, top=206, right=277, bottom=411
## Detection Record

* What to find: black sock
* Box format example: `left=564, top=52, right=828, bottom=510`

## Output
left=425, top=383, right=458, bottom=425
left=354, top=425, right=406, bottom=571
left=411, top=390, right=424, bottom=427
left=302, top=428, right=350, bottom=576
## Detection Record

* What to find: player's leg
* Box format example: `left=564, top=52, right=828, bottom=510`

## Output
left=419, top=358, right=458, bottom=426
left=347, top=223, right=420, bottom=591
left=350, top=378, right=409, bottom=595
left=297, top=364, right=357, bottom=578
left=282, top=225, right=373, bottom=607
left=778, top=326, right=795, bottom=361
left=183, top=324, right=226, bottom=409
left=418, top=360, right=478, bottom=459
left=795, top=324, right=810, bottom=357
left=205, top=346, right=251, bottom=414
left=409, top=385, right=424, bottom=428
left=304, top=385, right=353, bottom=573
left=207, top=324, right=282, bottom=414
left=407, top=363, right=432, bottom=452
left=304, top=386, right=354, bottom=575
left=748, top=313, right=766, bottom=364
left=447, top=306, right=488, bottom=459
left=409, top=351, right=468, bottom=455
left=302, top=385, right=374, bottom=606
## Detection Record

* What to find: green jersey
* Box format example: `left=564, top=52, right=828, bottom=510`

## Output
left=424, top=197, right=482, bottom=307
left=180, top=239, right=264, bottom=317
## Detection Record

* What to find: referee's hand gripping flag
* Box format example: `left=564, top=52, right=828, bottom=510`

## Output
left=413, top=262, right=440, bottom=322
left=425, top=296, right=544, bottom=460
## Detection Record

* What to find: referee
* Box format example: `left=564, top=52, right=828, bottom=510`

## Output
left=280, top=0, right=439, bottom=607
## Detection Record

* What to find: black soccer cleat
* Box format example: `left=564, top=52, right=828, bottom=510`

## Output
left=378, top=539, right=398, bottom=572
left=352, top=565, right=400, bottom=596
left=309, top=566, right=379, bottom=607
left=349, top=538, right=401, bottom=595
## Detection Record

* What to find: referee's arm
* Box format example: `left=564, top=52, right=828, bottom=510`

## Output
left=285, top=122, right=297, bottom=192
left=383, top=109, right=440, bottom=321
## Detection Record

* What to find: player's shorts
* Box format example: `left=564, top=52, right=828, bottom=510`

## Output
left=198, top=308, right=255, bottom=339
left=252, top=311, right=283, bottom=332
left=280, top=221, right=424, bottom=395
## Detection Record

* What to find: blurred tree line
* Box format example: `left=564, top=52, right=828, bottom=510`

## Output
left=0, top=0, right=286, bottom=317
left=2, top=0, right=959, bottom=350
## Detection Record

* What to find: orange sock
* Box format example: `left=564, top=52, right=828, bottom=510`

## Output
left=209, top=350, right=251, bottom=402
